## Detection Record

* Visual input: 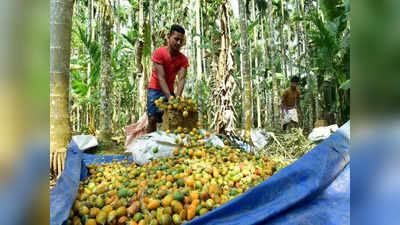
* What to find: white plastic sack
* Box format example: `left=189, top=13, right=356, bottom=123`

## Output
left=282, top=108, right=299, bottom=125
left=251, top=130, right=272, bottom=150
left=72, top=135, right=98, bottom=151
left=308, top=124, right=339, bottom=142
left=238, top=129, right=275, bottom=153
left=125, top=129, right=224, bottom=166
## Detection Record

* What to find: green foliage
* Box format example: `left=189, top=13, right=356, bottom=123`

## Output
left=303, top=0, right=350, bottom=124
left=339, top=79, right=350, bottom=90
left=319, top=0, right=346, bottom=22
left=115, top=30, right=138, bottom=48
left=75, top=24, right=101, bottom=86
left=71, top=70, right=88, bottom=96
left=246, top=20, right=259, bottom=34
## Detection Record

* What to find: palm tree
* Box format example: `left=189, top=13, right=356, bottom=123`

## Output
left=97, top=0, right=113, bottom=143
left=239, top=0, right=252, bottom=142
left=137, top=0, right=145, bottom=115
left=50, top=0, right=74, bottom=176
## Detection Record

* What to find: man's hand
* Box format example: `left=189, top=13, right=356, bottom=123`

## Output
left=167, top=93, right=175, bottom=101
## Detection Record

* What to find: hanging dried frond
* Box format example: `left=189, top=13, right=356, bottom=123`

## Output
left=210, top=3, right=237, bottom=139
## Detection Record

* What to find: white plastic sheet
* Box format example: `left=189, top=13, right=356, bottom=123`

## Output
left=308, top=124, right=339, bottom=142
left=238, top=129, right=275, bottom=153
left=72, top=135, right=98, bottom=151
left=125, top=129, right=224, bottom=166
left=251, top=130, right=269, bottom=149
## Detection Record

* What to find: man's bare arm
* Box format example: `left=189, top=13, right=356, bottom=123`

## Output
left=154, top=62, right=172, bottom=99
left=176, top=67, right=187, bottom=96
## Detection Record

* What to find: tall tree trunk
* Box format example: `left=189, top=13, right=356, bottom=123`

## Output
left=280, top=0, right=287, bottom=76
left=272, top=74, right=280, bottom=128
left=288, top=27, right=293, bottom=77
left=264, top=89, right=268, bottom=126
left=81, top=105, right=85, bottom=133
left=200, top=2, right=207, bottom=83
left=137, top=0, right=145, bottom=115
left=262, top=16, right=270, bottom=126
left=87, top=0, right=96, bottom=135
left=251, top=0, right=261, bottom=128
left=50, top=0, right=74, bottom=176
left=149, top=0, right=154, bottom=53
left=261, top=17, right=266, bottom=127
left=77, top=105, right=80, bottom=132
left=98, top=0, right=113, bottom=143
left=116, top=0, right=121, bottom=34
left=112, top=89, right=117, bottom=134
left=145, top=0, right=153, bottom=107
left=269, top=4, right=280, bottom=128
left=195, top=0, right=202, bottom=81
left=299, top=0, right=313, bottom=129
left=239, top=0, right=252, bottom=141
left=190, top=11, right=195, bottom=80
left=296, top=0, right=302, bottom=76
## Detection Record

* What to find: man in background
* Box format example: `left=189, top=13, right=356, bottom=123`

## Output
left=281, top=76, right=303, bottom=130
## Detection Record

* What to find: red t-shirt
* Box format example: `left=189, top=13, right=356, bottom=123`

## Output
left=148, top=46, right=189, bottom=92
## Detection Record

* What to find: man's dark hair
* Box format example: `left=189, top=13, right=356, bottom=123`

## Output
left=169, top=24, right=185, bottom=35
left=290, top=76, right=300, bottom=83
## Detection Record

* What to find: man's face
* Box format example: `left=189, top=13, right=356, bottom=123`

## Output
left=168, top=31, right=185, bottom=52
left=291, top=82, right=298, bottom=90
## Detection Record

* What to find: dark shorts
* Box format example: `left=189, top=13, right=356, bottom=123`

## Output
left=147, top=88, right=166, bottom=123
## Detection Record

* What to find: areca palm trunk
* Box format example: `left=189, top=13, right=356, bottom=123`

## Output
left=50, top=0, right=74, bottom=176
left=195, top=0, right=203, bottom=118
left=137, top=0, right=145, bottom=115
left=261, top=16, right=269, bottom=127
left=195, top=0, right=202, bottom=81
left=262, top=15, right=272, bottom=126
left=279, top=0, right=287, bottom=78
left=87, top=0, right=95, bottom=135
left=299, top=0, right=314, bottom=129
left=98, top=0, right=113, bottom=143
left=250, top=0, right=261, bottom=128
left=239, top=0, right=252, bottom=141
left=200, top=3, right=207, bottom=83
left=269, top=2, right=280, bottom=128
left=189, top=5, right=196, bottom=79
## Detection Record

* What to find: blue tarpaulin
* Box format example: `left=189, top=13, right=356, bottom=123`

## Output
left=50, top=121, right=350, bottom=225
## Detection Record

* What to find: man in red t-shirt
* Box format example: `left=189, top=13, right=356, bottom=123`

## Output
left=146, top=24, right=189, bottom=133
